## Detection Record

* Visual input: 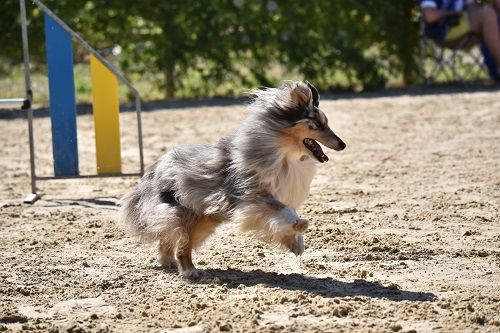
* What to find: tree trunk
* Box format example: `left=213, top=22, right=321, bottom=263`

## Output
left=164, top=64, right=175, bottom=99
left=400, top=2, right=419, bottom=85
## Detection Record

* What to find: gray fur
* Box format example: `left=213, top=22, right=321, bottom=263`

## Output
left=119, top=81, right=345, bottom=275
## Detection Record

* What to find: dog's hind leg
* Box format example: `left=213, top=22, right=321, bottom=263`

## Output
left=158, top=239, right=176, bottom=269
left=148, top=203, right=200, bottom=277
left=175, top=215, right=220, bottom=279
left=176, top=238, right=199, bottom=279
left=191, top=215, right=221, bottom=249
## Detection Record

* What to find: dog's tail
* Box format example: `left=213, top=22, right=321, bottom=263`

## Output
left=118, top=164, right=169, bottom=243
left=118, top=166, right=193, bottom=246
left=119, top=178, right=153, bottom=241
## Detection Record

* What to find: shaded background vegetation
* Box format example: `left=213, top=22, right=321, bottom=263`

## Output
left=0, top=0, right=421, bottom=100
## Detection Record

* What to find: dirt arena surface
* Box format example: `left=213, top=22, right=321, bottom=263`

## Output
left=1, top=90, right=499, bottom=332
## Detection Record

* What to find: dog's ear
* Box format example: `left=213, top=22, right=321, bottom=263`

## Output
left=307, top=81, right=320, bottom=107
left=290, top=83, right=311, bottom=109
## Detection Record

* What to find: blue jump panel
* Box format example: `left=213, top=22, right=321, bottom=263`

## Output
left=44, top=13, right=79, bottom=176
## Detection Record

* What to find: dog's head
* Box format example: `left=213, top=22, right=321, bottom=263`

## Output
left=254, top=81, right=346, bottom=163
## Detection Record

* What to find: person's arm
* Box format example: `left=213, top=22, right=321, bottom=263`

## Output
left=493, top=0, right=500, bottom=14
left=422, top=7, right=460, bottom=23
left=464, top=0, right=480, bottom=10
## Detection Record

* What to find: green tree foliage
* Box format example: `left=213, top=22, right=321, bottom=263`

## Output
left=0, top=0, right=89, bottom=71
left=0, top=0, right=421, bottom=98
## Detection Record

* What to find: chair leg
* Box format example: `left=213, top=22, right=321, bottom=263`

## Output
left=420, top=30, right=488, bottom=84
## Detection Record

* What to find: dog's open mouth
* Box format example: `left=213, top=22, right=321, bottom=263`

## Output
left=303, top=138, right=329, bottom=163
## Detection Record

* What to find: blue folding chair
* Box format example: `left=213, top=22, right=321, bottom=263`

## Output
left=419, top=17, right=489, bottom=84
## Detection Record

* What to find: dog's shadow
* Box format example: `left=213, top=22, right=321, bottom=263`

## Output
left=169, top=268, right=435, bottom=302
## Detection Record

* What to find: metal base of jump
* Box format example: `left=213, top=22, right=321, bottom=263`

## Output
left=23, top=193, right=41, bottom=204
left=16, top=0, right=144, bottom=204
left=0, top=98, right=26, bottom=108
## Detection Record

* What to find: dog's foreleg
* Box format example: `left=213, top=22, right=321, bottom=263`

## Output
left=274, top=207, right=309, bottom=234
left=262, top=195, right=310, bottom=235
left=271, top=207, right=309, bottom=255
left=235, top=197, right=309, bottom=253
left=280, top=233, right=305, bottom=256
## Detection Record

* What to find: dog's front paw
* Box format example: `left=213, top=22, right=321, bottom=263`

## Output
left=281, top=234, right=305, bottom=256
left=180, top=268, right=205, bottom=280
left=292, top=218, right=309, bottom=233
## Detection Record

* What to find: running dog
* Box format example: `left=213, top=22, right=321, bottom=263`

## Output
left=119, top=81, right=346, bottom=278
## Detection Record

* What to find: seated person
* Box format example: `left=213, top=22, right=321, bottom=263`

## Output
left=421, top=0, right=500, bottom=81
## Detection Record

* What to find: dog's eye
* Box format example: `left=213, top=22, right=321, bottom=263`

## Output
left=307, top=119, right=321, bottom=130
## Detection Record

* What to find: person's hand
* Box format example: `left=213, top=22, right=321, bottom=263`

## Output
left=444, top=11, right=461, bottom=26
left=445, top=11, right=461, bottom=17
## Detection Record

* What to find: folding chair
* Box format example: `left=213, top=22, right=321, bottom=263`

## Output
left=419, top=17, right=488, bottom=84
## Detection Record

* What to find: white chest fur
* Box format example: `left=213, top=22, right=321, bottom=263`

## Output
left=260, top=155, right=317, bottom=209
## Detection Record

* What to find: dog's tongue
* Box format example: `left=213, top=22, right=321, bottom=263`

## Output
left=303, top=138, right=329, bottom=163
left=318, top=145, right=329, bottom=162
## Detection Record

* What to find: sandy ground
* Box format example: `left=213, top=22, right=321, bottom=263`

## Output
left=0, top=90, right=499, bottom=333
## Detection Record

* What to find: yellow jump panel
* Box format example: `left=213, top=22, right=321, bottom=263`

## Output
left=90, top=54, right=121, bottom=174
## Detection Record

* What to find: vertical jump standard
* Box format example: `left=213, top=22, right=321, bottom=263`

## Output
left=18, top=0, right=144, bottom=203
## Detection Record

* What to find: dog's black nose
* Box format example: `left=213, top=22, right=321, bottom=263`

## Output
left=339, top=141, right=346, bottom=150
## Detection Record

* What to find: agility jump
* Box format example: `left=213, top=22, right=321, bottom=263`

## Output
left=11, top=0, right=144, bottom=203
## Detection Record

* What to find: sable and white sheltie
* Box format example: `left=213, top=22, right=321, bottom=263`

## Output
left=119, top=81, right=346, bottom=278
